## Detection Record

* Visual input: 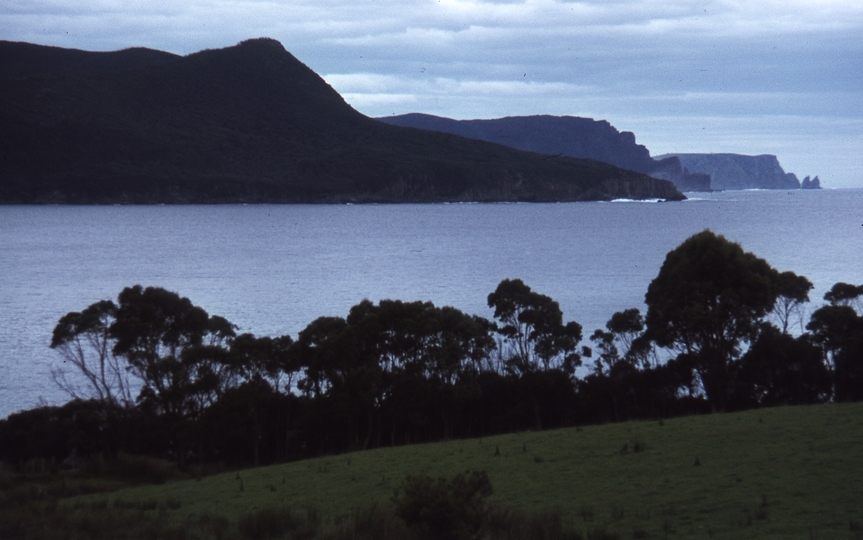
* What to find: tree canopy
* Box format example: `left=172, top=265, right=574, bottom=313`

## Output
left=111, top=285, right=237, bottom=420
left=50, top=299, right=133, bottom=407
left=487, top=278, right=582, bottom=374
left=643, top=230, right=783, bottom=410
left=26, top=245, right=861, bottom=470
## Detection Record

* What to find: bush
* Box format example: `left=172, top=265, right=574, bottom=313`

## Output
left=86, top=453, right=183, bottom=484
left=393, top=470, right=492, bottom=540
left=325, top=499, right=584, bottom=540
left=237, top=507, right=319, bottom=540
left=326, top=503, right=415, bottom=540
left=483, top=506, right=583, bottom=540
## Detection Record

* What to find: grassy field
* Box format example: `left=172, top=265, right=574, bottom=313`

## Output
left=71, top=402, right=863, bottom=539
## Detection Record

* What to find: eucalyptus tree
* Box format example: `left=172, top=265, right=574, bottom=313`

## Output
left=294, top=315, right=371, bottom=399
left=772, top=271, right=814, bottom=334
left=110, top=285, right=237, bottom=421
left=291, top=299, right=496, bottom=448
left=50, top=299, right=135, bottom=407
left=51, top=285, right=237, bottom=465
left=229, top=333, right=296, bottom=392
left=589, top=308, right=645, bottom=375
left=807, top=283, right=863, bottom=402
left=218, top=333, right=295, bottom=466
left=344, top=299, right=494, bottom=444
left=643, top=230, right=782, bottom=411
left=292, top=314, right=379, bottom=450
left=344, top=299, right=494, bottom=382
left=738, top=323, right=831, bottom=406
left=486, top=279, right=583, bottom=375
left=823, top=282, right=863, bottom=312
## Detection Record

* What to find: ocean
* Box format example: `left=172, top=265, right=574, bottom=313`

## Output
left=1, top=188, right=861, bottom=418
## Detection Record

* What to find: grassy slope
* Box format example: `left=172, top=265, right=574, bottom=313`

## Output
left=82, top=403, right=862, bottom=539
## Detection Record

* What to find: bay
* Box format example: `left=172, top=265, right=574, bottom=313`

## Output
left=1, top=188, right=862, bottom=419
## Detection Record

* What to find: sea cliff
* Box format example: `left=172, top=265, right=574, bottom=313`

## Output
left=654, top=153, right=812, bottom=191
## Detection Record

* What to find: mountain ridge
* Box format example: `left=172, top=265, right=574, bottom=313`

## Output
left=378, top=113, right=711, bottom=192
left=0, top=38, right=684, bottom=203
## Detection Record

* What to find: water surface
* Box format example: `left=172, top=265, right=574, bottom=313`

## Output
left=2, top=189, right=861, bottom=417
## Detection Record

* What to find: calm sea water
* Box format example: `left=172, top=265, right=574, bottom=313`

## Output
left=2, top=189, right=862, bottom=418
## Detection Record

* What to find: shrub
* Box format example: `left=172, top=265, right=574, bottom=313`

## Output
left=393, top=470, right=492, bottom=540
left=483, top=506, right=583, bottom=540
left=586, top=529, right=620, bottom=540
left=86, top=452, right=183, bottom=484
left=237, top=507, right=319, bottom=540
left=326, top=503, right=415, bottom=540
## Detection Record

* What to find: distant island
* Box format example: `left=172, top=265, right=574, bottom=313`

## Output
left=0, top=38, right=683, bottom=204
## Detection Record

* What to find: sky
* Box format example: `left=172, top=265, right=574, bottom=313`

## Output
left=3, top=0, right=862, bottom=187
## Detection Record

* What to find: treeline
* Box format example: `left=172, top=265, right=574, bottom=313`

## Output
left=1, top=230, right=861, bottom=470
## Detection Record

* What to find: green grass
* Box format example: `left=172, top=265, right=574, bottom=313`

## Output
left=73, top=403, right=863, bottom=539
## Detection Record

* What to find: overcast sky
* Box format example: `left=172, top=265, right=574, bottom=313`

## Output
left=3, top=0, right=862, bottom=187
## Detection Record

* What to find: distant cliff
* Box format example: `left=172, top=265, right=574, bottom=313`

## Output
left=0, top=39, right=683, bottom=204
left=379, top=113, right=711, bottom=192
left=647, top=157, right=712, bottom=192
left=654, top=154, right=811, bottom=191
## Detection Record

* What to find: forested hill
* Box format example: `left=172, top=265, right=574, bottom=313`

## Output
left=0, top=38, right=684, bottom=203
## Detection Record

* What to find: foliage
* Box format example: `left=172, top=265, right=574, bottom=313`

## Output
left=643, top=230, right=782, bottom=410
left=289, top=299, right=498, bottom=451
left=50, top=300, right=134, bottom=407
left=237, top=507, right=319, bottom=540
left=823, top=282, right=863, bottom=310
left=737, top=324, right=831, bottom=406
left=771, top=271, right=813, bottom=334
left=589, top=308, right=645, bottom=375
left=229, top=333, right=296, bottom=393
left=487, top=279, right=583, bottom=374
left=33, top=234, right=863, bottom=471
left=808, top=304, right=863, bottom=402
left=112, top=285, right=237, bottom=420
left=393, top=470, right=493, bottom=540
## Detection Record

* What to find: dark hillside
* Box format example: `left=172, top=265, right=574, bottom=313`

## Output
left=0, top=38, right=683, bottom=203
left=380, top=113, right=711, bottom=191
left=0, top=40, right=177, bottom=79
left=380, top=113, right=655, bottom=173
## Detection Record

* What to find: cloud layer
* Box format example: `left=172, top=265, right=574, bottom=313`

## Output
left=3, top=0, right=862, bottom=186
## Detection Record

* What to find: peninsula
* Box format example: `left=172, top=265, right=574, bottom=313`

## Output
left=380, top=114, right=822, bottom=192
left=0, top=39, right=683, bottom=204
left=379, top=113, right=711, bottom=192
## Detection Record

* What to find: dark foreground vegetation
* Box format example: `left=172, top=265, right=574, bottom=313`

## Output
left=0, top=463, right=611, bottom=540
left=1, top=230, right=861, bottom=538
left=2, top=230, right=861, bottom=468
left=2, top=403, right=861, bottom=539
